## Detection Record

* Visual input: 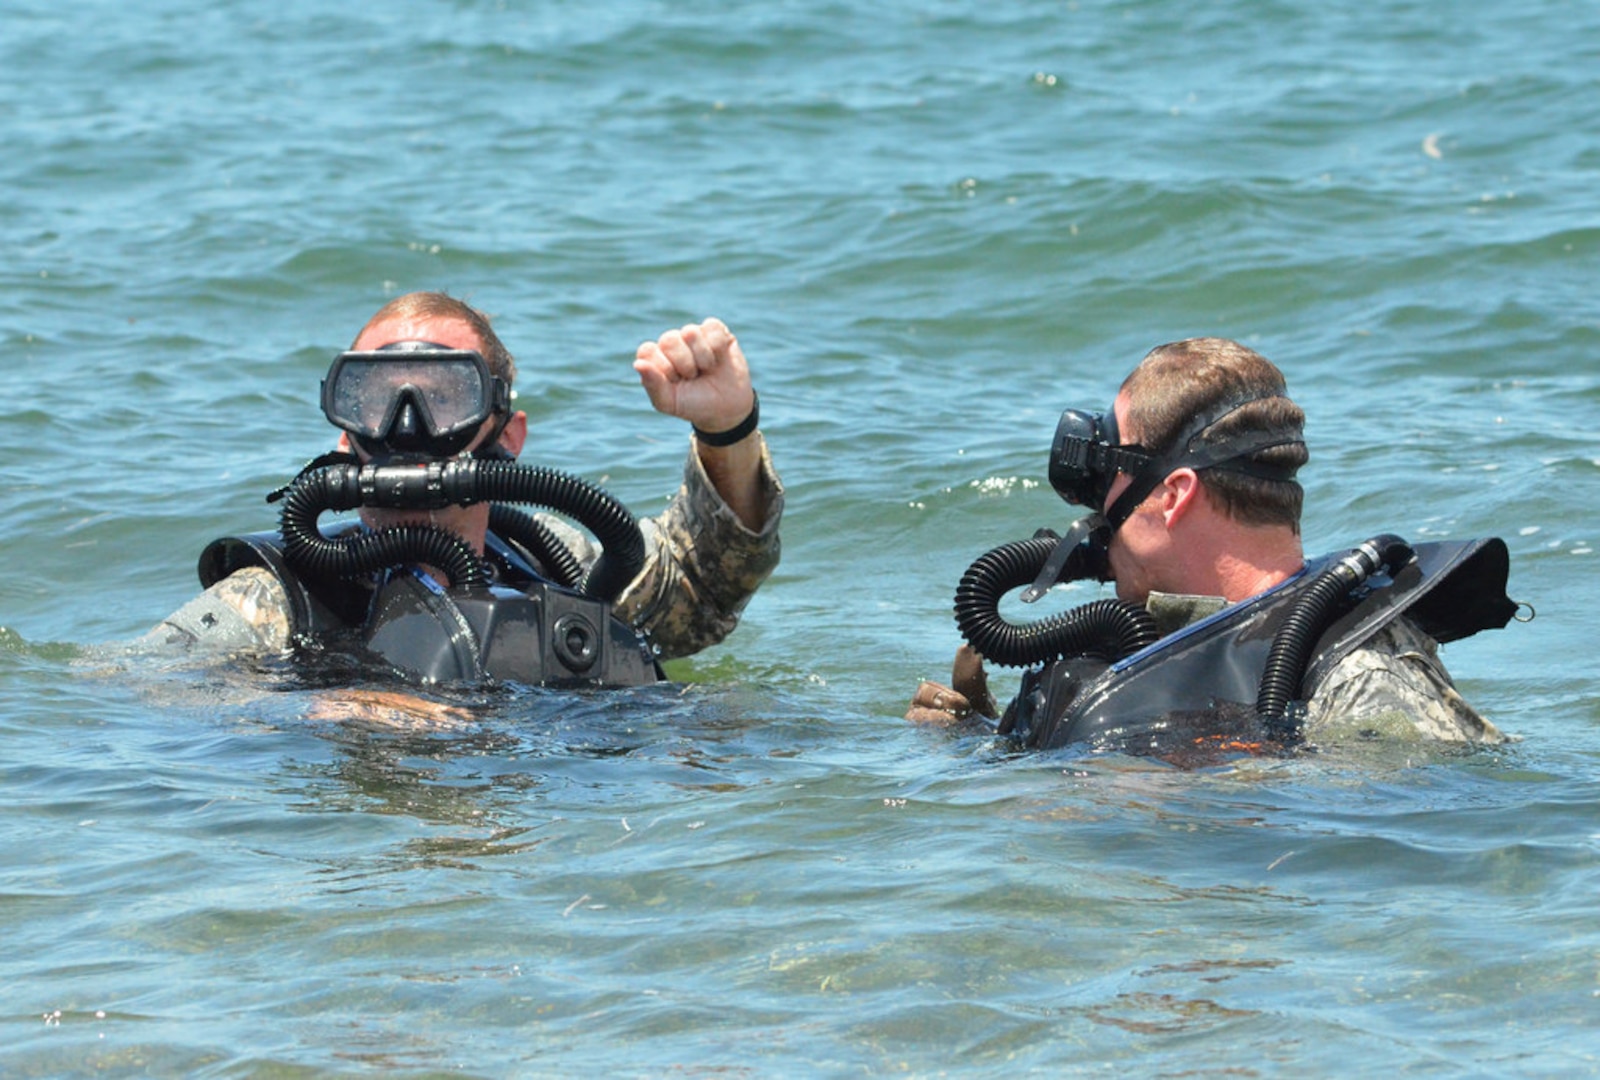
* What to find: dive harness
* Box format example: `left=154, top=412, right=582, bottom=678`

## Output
left=953, top=519, right=1520, bottom=753
left=199, top=455, right=661, bottom=688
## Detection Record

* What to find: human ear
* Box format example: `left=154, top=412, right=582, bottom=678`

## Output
left=498, top=411, right=528, bottom=457
left=1161, top=468, right=1201, bottom=527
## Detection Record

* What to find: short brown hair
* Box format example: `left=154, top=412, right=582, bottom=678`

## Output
left=1120, top=338, right=1308, bottom=531
left=353, top=291, right=517, bottom=385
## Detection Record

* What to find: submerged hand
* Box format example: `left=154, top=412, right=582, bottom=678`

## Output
left=307, top=689, right=474, bottom=731
left=633, top=317, right=755, bottom=434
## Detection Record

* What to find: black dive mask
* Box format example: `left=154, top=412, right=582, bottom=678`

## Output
left=1047, top=407, right=1156, bottom=511
left=322, top=341, right=512, bottom=462
left=1017, top=407, right=1141, bottom=601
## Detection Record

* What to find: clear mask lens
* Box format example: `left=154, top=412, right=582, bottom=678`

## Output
left=322, top=347, right=506, bottom=458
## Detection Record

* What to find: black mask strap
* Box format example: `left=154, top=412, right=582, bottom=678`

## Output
left=1103, top=392, right=1303, bottom=530
left=1020, top=513, right=1113, bottom=602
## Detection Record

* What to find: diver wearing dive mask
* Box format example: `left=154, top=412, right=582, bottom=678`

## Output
left=147, top=291, right=786, bottom=683
left=317, top=325, right=530, bottom=565
left=1011, top=384, right=1307, bottom=606
left=910, top=337, right=1516, bottom=755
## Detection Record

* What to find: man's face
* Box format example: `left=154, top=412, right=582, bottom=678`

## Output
left=1102, top=390, right=1170, bottom=605
left=341, top=314, right=522, bottom=548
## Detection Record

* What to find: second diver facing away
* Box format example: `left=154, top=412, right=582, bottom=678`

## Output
left=146, top=293, right=784, bottom=687
left=910, top=337, right=1524, bottom=757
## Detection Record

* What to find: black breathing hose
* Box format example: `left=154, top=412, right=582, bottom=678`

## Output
left=471, top=461, right=645, bottom=602
left=279, top=474, right=490, bottom=592
left=488, top=504, right=586, bottom=590
left=953, top=535, right=1159, bottom=669
left=276, top=459, right=646, bottom=602
left=1255, top=533, right=1414, bottom=729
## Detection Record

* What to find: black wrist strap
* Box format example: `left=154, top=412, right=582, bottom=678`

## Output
left=693, top=392, right=760, bottom=447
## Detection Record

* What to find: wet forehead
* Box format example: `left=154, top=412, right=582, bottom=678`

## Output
left=353, top=315, right=484, bottom=354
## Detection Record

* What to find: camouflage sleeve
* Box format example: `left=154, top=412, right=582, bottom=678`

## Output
left=1302, top=616, right=1503, bottom=744
left=134, top=566, right=294, bottom=656
left=610, top=435, right=784, bottom=660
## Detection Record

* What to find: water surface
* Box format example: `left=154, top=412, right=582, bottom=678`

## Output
left=3, top=0, right=1598, bottom=1074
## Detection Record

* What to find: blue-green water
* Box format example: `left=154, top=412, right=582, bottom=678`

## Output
left=3, top=0, right=1599, bottom=1074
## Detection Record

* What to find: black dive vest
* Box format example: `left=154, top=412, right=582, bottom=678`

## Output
left=198, top=524, right=663, bottom=687
left=1001, top=537, right=1517, bottom=754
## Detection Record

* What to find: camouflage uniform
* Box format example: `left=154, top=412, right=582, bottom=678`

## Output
left=1300, top=617, right=1501, bottom=743
left=1145, top=590, right=1501, bottom=744
left=539, top=437, right=784, bottom=660
left=144, top=437, right=783, bottom=662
